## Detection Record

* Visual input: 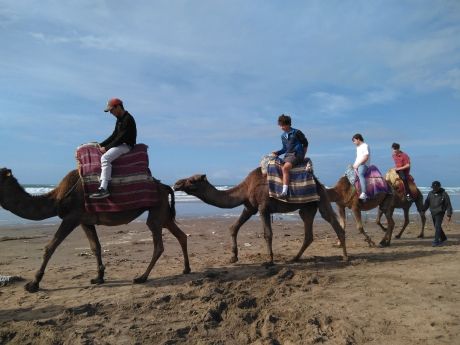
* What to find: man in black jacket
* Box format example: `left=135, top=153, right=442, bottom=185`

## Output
left=90, top=98, right=137, bottom=199
left=423, top=180, right=453, bottom=246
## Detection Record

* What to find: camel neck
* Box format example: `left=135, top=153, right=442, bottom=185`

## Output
left=1, top=178, right=58, bottom=220
left=196, top=182, right=246, bottom=209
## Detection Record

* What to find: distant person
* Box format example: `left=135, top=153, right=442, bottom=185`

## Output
left=90, top=98, right=137, bottom=199
left=423, top=181, right=452, bottom=247
left=391, top=142, right=412, bottom=201
left=352, top=133, right=370, bottom=200
left=272, top=114, right=309, bottom=198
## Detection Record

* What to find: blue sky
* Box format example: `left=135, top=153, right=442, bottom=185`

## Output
left=1, top=0, right=459, bottom=187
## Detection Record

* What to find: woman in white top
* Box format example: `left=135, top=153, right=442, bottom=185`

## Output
left=352, top=133, right=370, bottom=200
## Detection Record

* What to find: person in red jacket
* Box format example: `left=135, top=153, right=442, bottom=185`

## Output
left=391, top=142, right=412, bottom=201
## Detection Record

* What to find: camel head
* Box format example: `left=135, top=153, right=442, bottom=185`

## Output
left=0, top=168, right=13, bottom=186
left=173, top=174, right=209, bottom=195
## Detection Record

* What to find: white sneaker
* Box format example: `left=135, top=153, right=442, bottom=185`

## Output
left=359, top=192, right=367, bottom=200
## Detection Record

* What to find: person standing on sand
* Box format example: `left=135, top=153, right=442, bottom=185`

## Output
left=423, top=180, right=453, bottom=247
left=352, top=133, right=370, bottom=200
left=90, top=98, right=137, bottom=199
left=272, top=114, right=309, bottom=199
left=391, top=142, right=413, bottom=201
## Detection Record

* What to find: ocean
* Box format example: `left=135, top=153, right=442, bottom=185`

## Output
left=0, top=185, right=459, bottom=227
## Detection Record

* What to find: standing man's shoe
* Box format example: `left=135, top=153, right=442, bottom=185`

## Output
left=89, top=188, right=110, bottom=199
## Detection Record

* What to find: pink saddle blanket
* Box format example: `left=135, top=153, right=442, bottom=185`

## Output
left=76, top=143, right=160, bottom=212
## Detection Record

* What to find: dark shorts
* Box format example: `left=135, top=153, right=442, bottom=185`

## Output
left=284, top=153, right=304, bottom=167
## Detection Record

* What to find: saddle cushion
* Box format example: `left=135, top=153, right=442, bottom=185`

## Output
left=345, top=165, right=389, bottom=198
left=266, top=157, right=320, bottom=203
left=76, top=143, right=160, bottom=212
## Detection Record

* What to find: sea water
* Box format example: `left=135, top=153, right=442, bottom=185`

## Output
left=0, top=185, right=459, bottom=227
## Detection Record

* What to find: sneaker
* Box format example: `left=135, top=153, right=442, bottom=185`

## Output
left=432, top=241, right=443, bottom=247
left=359, top=192, right=367, bottom=200
left=279, top=192, right=288, bottom=200
left=406, top=194, right=413, bottom=202
left=89, top=188, right=110, bottom=199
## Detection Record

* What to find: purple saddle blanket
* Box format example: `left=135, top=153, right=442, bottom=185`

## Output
left=346, top=165, right=389, bottom=199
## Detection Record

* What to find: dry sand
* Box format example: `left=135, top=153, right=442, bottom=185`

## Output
left=0, top=213, right=459, bottom=345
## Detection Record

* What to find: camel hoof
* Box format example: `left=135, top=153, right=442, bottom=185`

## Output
left=24, top=281, right=39, bottom=293
left=395, top=234, right=401, bottom=239
left=90, top=277, right=105, bottom=285
left=229, top=256, right=238, bottom=264
left=417, top=234, right=424, bottom=239
left=133, top=276, right=147, bottom=284
left=183, top=267, right=191, bottom=274
left=290, top=256, right=300, bottom=263
left=342, top=255, right=349, bottom=262
left=378, top=241, right=390, bottom=248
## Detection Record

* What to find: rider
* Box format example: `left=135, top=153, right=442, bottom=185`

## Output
left=272, top=114, right=309, bottom=199
left=352, top=133, right=370, bottom=200
left=90, top=98, right=137, bottom=199
left=391, top=142, right=413, bottom=201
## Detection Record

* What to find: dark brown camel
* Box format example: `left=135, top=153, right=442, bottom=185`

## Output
left=326, top=175, right=396, bottom=247
left=0, top=168, right=190, bottom=293
left=174, top=168, right=348, bottom=265
left=376, top=168, right=426, bottom=239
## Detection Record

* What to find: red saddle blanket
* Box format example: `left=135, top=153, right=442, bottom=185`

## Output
left=76, top=143, right=160, bottom=212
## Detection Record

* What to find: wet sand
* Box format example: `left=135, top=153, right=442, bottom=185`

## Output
left=0, top=213, right=459, bottom=344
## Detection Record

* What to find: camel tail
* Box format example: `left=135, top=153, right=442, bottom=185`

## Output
left=164, top=184, right=176, bottom=220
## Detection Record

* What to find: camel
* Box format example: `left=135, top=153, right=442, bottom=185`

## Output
left=0, top=167, right=190, bottom=293
left=173, top=168, right=348, bottom=265
left=376, top=168, right=426, bottom=239
left=326, top=175, right=396, bottom=247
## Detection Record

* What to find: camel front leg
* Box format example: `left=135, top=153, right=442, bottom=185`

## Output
left=165, top=220, right=191, bottom=274
left=395, top=208, right=410, bottom=239
left=228, top=207, right=257, bottom=263
left=25, top=217, right=80, bottom=293
left=81, top=224, right=105, bottom=284
left=259, top=210, right=274, bottom=266
left=352, top=208, right=375, bottom=247
left=133, top=216, right=164, bottom=284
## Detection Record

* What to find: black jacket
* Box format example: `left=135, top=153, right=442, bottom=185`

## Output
left=423, top=188, right=453, bottom=217
left=100, top=111, right=137, bottom=150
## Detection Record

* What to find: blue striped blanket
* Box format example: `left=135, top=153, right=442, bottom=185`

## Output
left=266, top=157, right=320, bottom=203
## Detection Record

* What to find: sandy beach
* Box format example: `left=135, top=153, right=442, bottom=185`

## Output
left=0, top=213, right=459, bottom=345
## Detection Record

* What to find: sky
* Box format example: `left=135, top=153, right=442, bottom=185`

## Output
left=0, top=0, right=459, bottom=187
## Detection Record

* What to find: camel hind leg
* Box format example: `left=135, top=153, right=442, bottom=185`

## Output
left=395, top=207, right=410, bottom=239
left=25, top=217, right=80, bottom=293
left=415, top=193, right=426, bottom=238
left=133, top=211, right=165, bottom=284
left=164, top=219, right=191, bottom=274
left=81, top=224, right=105, bottom=284
left=316, top=186, right=348, bottom=260
left=351, top=207, right=376, bottom=247
left=292, top=206, right=316, bottom=261
left=259, top=210, right=274, bottom=266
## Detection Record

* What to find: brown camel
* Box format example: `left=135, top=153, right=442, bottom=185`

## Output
left=376, top=168, right=426, bottom=239
left=326, top=175, right=396, bottom=247
left=0, top=167, right=190, bottom=293
left=174, top=168, right=348, bottom=265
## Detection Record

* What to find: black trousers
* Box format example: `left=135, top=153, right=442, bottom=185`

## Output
left=432, top=212, right=447, bottom=242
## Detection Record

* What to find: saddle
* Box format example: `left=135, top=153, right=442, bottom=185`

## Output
left=345, top=165, right=389, bottom=199
left=76, top=143, right=160, bottom=212
left=385, top=168, right=417, bottom=198
left=264, top=156, right=319, bottom=203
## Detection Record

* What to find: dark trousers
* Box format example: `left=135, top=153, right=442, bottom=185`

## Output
left=397, top=171, right=411, bottom=196
left=432, top=212, right=447, bottom=242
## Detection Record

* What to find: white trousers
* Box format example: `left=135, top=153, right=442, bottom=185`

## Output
left=100, top=144, right=131, bottom=189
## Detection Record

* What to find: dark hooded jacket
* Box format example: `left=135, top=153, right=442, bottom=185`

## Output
left=423, top=188, right=453, bottom=217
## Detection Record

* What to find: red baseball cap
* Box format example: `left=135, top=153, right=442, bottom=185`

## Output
left=104, top=98, right=123, bottom=112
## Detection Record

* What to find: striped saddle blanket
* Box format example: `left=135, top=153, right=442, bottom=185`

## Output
left=76, top=143, right=160, bottom=212
left=266, top=157, right=320, bottom=203
left=345, top=165, right=389, bottom=199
